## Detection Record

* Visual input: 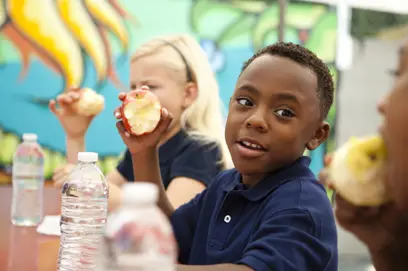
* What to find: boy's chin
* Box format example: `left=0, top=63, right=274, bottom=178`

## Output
left=233, top=162, right=267, bottom=177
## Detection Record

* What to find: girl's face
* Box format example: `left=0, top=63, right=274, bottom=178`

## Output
left=378, top=41, right=408, bottom=211
left=129, top=50, right=196, bottom=138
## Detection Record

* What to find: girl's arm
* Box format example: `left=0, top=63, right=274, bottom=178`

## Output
left=166, top=178, right=205, bottom=209
left=49, top=89, right=95, bottom=162
left=106, top=168, right=205, bottom=211
left=106, top=169, right=128, bottom=187
left=49, top=89, right=96, bottom=184
left=66, top=136, right=85, bottom=163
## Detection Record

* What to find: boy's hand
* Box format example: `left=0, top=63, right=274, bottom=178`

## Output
left=114, top=91, right=173, bottom=154
left=319, top=155, right=407, bottom=257
left=318, top=154, right=334, bottom=189
left=49, top=88, right=95, bottom=139
left=334, top=194, right=404, bottom=253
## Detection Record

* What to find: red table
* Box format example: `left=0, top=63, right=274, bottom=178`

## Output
left=0, top=186, right=61, bottom=271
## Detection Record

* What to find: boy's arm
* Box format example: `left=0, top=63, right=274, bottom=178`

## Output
left=177, top=264, right=253, bottom=271
left=114, top=98, right=175, bottom=217
left=370, top=250, right=407, bottom=271
left=131, top=149, right=174, bottom=217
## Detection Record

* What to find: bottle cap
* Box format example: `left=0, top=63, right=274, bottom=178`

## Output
left=23, top=133, right=38, bottom=141
left=77, top=152, right=98, bottom=162
left=122, top=182, right=158, bottom=205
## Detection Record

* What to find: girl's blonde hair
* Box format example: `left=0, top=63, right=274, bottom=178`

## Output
left=131, top=34, right=232, bottom=169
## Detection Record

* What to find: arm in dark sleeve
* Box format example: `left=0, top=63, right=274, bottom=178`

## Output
left=237, top=209, right=336, bottom=271
left=116, top=149, right=133, bottom=182
left=170, top=142, right=222, bottom=187
left=170, top=189, right=207, bottom=264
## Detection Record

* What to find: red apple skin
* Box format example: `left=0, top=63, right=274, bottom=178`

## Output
left=120, top=90, right=161, bottom=136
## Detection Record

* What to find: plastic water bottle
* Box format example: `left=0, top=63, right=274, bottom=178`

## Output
left=11, top=133, right=44, bottom=226
left=99, top=183, right=177, bottom=271
left=58, top=152, right=108, bottom=271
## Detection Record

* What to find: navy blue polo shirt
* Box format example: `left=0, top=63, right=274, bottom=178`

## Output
left=117, top=130, right=223, bottom=188
left=171, top=156, right=338, bottom=270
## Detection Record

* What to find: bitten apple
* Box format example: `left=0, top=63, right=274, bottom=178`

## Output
left=120, top=90, right=161, bottom=136
left=72, top=88, right=105, bottom=116
left=328, top=135, right=390, bottom=206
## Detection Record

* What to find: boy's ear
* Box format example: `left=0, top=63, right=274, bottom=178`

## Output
left=182, top=82, right=198, bottom=109
left=306, top=121, right=330, bottom=150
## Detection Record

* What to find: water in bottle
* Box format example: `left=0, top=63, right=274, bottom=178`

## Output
left=11, top=133, right=44, bottom=226
left=58, top=152, right=108, bottom=271
left=100, top=182, right=177, bottom=271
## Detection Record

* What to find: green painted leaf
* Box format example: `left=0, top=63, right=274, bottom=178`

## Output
left=191, top=0, right=243, bottom=41
left=0, top=133, right=19, bottom=165
left=286, top=3, right=327, bottom=29
left=218, top=15, right=256, bottom=47
left=252, top=4, right=279, bottom=50
left=305, top=12, right=337, bottom=63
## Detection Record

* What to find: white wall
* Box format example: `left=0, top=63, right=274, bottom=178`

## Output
left=337, top=38, right=400, bottom=146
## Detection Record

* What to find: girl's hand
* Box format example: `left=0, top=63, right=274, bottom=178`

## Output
left=49, top=88, right=95, bottom=139
left=114, top=91, right=173, bottom=154
left=52, top=163, right=75, bottom=188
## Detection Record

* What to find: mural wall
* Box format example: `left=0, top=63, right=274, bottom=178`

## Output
left=0, top=0, right=338, bottom=182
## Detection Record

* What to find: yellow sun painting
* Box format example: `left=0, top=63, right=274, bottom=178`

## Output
left=0, top=0, right=135, bottom=91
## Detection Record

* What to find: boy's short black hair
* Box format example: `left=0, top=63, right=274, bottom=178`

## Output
left=241, top=42, right=334, bottom=118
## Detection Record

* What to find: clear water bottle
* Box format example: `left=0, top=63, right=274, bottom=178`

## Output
left=99, top=183, right=177, bottom=271
left=58, top=152, right=108, bottom=271
left=11, top=133, right=44, bottom=226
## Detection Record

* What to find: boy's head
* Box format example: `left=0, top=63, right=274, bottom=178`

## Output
left=225, top=42, right=334, bottom=182
left=377, top=38, right=408, bottom=211
left=242, top=42, right=334, bottom=119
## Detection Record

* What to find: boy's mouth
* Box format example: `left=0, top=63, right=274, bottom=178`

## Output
left=235, top=138, right=267, bottom=159
left=237, top=138, right=267, bottom=151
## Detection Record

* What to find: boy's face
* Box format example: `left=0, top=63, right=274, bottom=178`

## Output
left=225, top=55, right=329, bottom=183
left=397, top=38, right=408, bottom=75
left=379, top=49, right=408, bottom=210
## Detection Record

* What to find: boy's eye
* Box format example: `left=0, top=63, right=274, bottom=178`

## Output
left=389, top=69, right=401, bottom=78
left=236, top=97, right=253, bottom=106
left=275, top=109, right=295, bottom=118
left=130, top=84, right=137, bottom=90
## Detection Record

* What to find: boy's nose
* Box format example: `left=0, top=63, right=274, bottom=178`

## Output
left=245, top=113, right=268, bottom=133
left=377, top=92, right=390, bottom=115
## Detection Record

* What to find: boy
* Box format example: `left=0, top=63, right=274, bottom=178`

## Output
left=115, top=42, right=338, bottom=270
left=321, top=37, right=408, bottom=271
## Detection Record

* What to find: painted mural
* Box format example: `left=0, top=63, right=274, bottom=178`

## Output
left=0, top=0, right=338, bottom=183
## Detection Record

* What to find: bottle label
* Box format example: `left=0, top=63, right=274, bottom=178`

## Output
left=105, top=221, right=176, bottom=268
left=13, top=159, right=44, bottom=178
left=15, top=156, right=44, bottom=165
